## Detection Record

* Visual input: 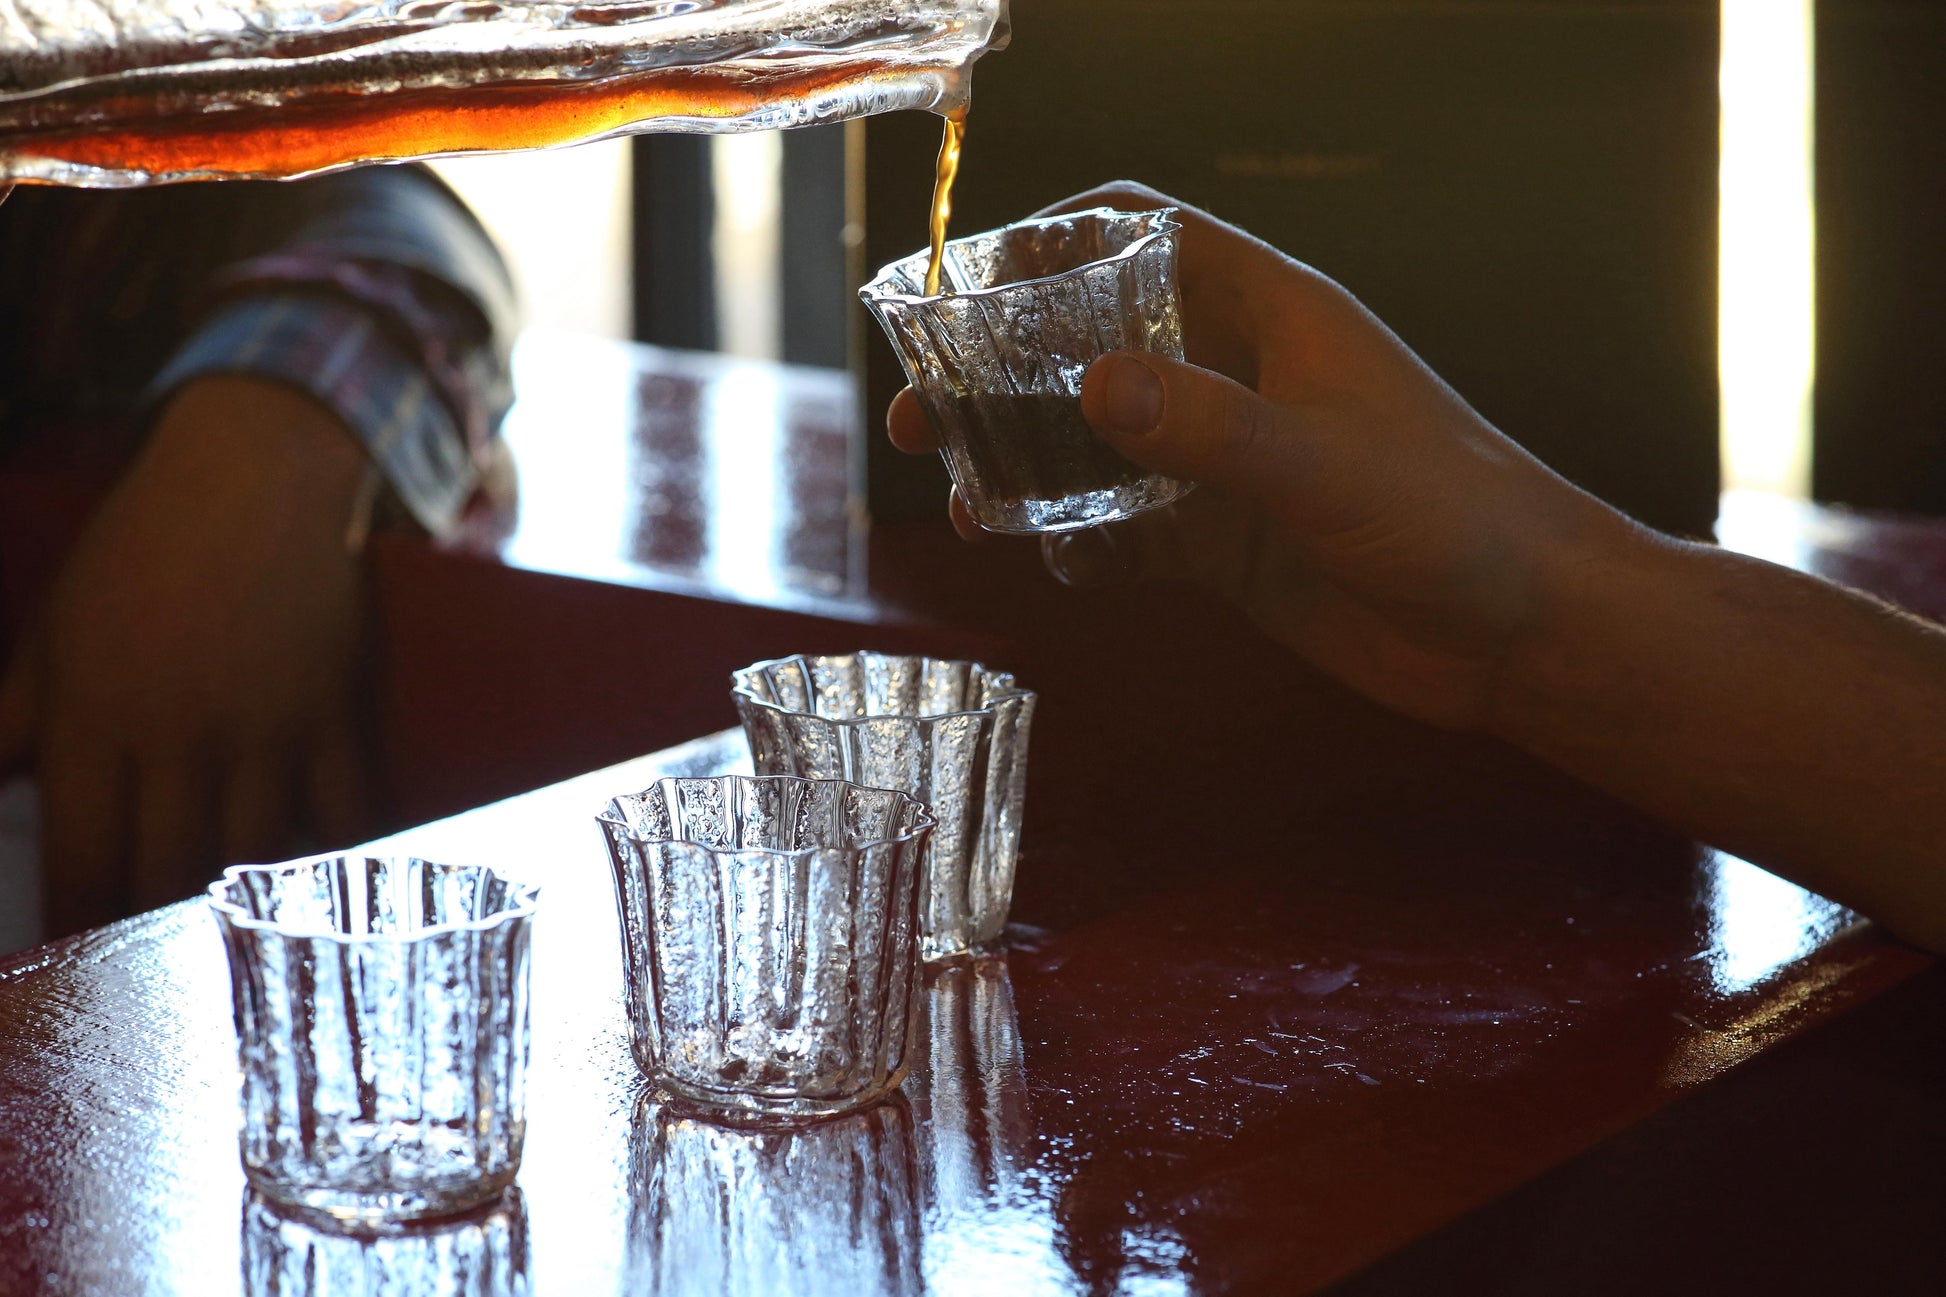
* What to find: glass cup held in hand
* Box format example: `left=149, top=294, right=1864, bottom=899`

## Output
left=860, top=206, right=1194, bottom=534
left=733, top=652, right=1034, bottom=961
left=597, top=774, right=934, bottom=1124
left=208, top=856, right=539, bottom=1222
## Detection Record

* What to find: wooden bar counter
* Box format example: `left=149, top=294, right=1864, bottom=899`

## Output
left=0, top=335, right=1939, bottom=1294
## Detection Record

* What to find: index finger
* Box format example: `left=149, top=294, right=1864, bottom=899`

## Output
left=1030, top=181, right=1300, bottom=386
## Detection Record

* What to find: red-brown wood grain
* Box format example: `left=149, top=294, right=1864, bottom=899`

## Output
left=0, top=338, right=1939, bottom=1294
left=0, top=710, right=1928, bottom=1294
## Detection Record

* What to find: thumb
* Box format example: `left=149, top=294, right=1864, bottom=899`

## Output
left=1080, top=352, right=1308, bottom=512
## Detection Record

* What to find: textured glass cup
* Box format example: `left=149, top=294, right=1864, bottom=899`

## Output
left=734, top=653, right=1035, bottom=961
left=860, top=206, right=1194, bottom=533
left=242, top=1188, right=530, bottom=1297
left=598, top=775, right=934, bottom=1123
left=209, top=857, right=539, bottom=1222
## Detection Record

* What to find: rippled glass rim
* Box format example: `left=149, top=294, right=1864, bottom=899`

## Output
left=731, top=652, right=1034, bottom=727
left=207, top=856, right=541, bottom=942
left=596, top=774, right=938, bottom=856
left=860, top=205, right=1181, bottom=307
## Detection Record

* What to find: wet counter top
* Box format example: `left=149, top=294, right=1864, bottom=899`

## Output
left=2, top=336, right=1943, bottom=1293
left=0, top=707, right=1934, bottom=1295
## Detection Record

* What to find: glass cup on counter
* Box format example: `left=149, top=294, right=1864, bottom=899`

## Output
left=860, top=206, right=1195, bottom=534
left=597, top=774, right=934, bottom=1123
left=733, top=652, right=1035, bottom=960
left=208, top=857, right=540, bottom=1222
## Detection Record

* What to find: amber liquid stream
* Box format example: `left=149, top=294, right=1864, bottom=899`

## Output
left=924, top=110, right=966, bottom=297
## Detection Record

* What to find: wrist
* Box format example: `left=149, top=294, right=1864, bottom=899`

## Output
left=1484, top=498, right=1678, bottom=753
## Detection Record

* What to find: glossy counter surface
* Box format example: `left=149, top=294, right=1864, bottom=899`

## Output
left=473, top=332, right=866, bottom=611
left=2, top=337, right=1942, bottom=1293
left=0, top=719, right=1929, bottom=1295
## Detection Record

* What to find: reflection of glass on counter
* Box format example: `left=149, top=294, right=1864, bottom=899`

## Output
left=907, top=955, right=1034, bottom=1220
left=906, top=954, right=1077, bottom=1293
left=0, top=0, right=1010, bottom=186
left=626, top=1094, right=923, bottom=1297
left=242, top=1188, right=530, bottom=1297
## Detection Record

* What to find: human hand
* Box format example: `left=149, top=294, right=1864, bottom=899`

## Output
left=888, top=181, right=1645, bottom=733
left=0, top=377, right=374, bottom=934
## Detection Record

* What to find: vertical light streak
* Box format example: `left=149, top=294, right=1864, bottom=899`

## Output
left=431, top=138, right=635, bottom=339
left=1719, top=0, right=1817, bottom=498
left=705, top=362, right=786, bottom=598
left=711, top=131, right=785, bottom=360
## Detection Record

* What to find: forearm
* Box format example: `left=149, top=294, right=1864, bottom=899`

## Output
left=147, top=377, right=371, bottom=526
left=141, top=173, right=516, bottom=536
left=147, top=290, right=481, bottom=537
left=1494, top=528, right=1946, bottom=952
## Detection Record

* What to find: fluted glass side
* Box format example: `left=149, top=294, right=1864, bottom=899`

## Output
left=860, top=207, right=1193, bottom=533
left=598, top=775, right=933, bottom=1122
left=208, top=857, right=539, bottom=1222
left=626, top=1095, right=922, bottom=1296
left=734, top=652, right=1035, bottom=961
left=242, top=1188, right=530, bottom=1297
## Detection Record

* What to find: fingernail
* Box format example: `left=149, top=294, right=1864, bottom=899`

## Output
left=1098, top=355, right=1164, bottom=435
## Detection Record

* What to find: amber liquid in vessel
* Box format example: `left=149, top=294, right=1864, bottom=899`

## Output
left=945, top=391, right=1150, bottom=506
left=921, top=117, right=1157, bottom=518
left=5, top=58, right=949, bottom=183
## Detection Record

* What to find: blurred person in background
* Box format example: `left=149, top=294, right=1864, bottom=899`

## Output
left=0, top=166, right=516, bottom=938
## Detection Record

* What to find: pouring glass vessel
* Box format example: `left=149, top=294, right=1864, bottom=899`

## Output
left=0, top=0, right=1008, bottom=187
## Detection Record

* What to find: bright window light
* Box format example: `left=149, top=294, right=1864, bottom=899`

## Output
left=711, top=131, right=784, bottom=361
left=431, top=137, right=635, bottom=340
left=1719, top=0, right=1816, bottom=499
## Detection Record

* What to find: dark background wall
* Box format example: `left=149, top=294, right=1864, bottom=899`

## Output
left=861, top=0, right=1723, bottom=536
left=1812, top=0, right=1946, bottom=515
